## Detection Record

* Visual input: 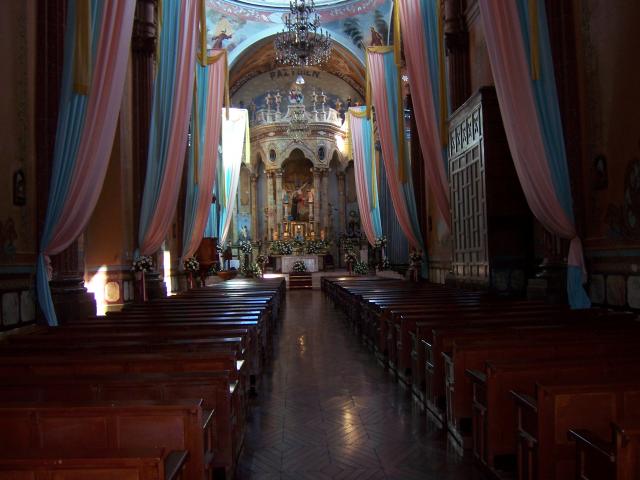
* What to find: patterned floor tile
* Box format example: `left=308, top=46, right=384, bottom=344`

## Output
left=234, top=290, right=488, bottom=480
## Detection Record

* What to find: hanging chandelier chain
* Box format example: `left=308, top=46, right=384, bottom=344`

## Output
left=275, top=0, right=332, bottom=67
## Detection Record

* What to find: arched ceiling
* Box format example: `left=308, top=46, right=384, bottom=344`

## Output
left=227, top=0, right=362, bottom=8
left=230, top=36, right=365, bottom=98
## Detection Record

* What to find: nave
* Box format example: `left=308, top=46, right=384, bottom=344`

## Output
left=236, top=289, right=482, bottom=480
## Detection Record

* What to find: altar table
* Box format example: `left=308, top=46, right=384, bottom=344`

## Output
left=279, top=255, right=321, bottom=273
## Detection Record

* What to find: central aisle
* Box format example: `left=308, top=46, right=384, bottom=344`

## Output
left=236, top=290, right=484, bottom=479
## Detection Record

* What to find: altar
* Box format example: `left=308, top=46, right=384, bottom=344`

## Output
left=279, top=255, right=322, bottom=273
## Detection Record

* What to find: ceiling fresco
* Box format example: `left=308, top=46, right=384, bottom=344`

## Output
left=229, top=37, right=366, bottom=98
left=205, top=0, right=393, bottom=59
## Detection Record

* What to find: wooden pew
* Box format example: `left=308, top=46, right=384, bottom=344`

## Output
left=0, top=448, right=188, bottom=480
left=444, top=332, right=640, bottom=445
left=0, top=371, right=241, bottom=477
left=0, top=399, right=213, bottom=480
left=512, top=380, right=640, bottom=480
left=467, top=354, right=640, bottom=473
left=569, top=422, right=640, bottom=480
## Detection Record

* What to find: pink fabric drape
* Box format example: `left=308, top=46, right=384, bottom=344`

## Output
left=349, top=112, right=377, bottom=246
left=399, top=0, right=451, bottom=231
left=478, top=0, right=585, bottom=272
left=368, top=51, right=421, bottom=249
left=182, top=52, right=226, bottom=258
left=46, top=0, right=135, bottom=255
left=140, top=0, right=198, bottom=255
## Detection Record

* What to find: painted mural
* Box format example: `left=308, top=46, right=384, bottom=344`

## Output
left=205, top=0, right=392, bottom=58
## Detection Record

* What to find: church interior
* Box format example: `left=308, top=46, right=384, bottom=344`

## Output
left=1, top=0, right=640, bottom=479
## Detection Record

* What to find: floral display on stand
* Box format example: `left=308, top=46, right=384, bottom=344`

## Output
left=132, top=255, right=153, bottom=272
left=305, top=239, right=329, bottom=255
left=240, top=240, right=253, bottom=254
left=344, top=251, right=358, bottom=265
left=353, top=260, right=369, bottom=275
left=131, top=255, right=153, bottom=302
left=374, top=235, right=387, bottom=249
left=242, top=262, right=262, bottom=278
left=256, top=254, right=269, bottom=266
left=292, top=260, right=307, bottom=273
left=409, top=249, right=423, bottom=265
left=183, top=256, right=200, bottom=289
left=183, top=256, right=199, bottom=272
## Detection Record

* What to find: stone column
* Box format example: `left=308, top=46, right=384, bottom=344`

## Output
left=444, top=0, right=470, bottom=111
left=312, top=168, right=322, bottom=231
left=250, top=173, right=258, bottom=241
left=321, top=169, right=329, bottom=234
left=266, top=171, right=274, bottom=240
left=275, top=169, right=283, bottom=234
left=337, top=171, right=346, bottom=235
left=132, top=0, right=157, bottom=233
left=131, top=0, right=165, bottom=300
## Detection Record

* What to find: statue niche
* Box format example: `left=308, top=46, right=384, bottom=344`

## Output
left=282, top=151, right=314, bottom=222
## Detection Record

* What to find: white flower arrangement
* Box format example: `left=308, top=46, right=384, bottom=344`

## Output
left=243, top=262, right=262, bottom=278
left=280, top=241, right=294, bottom=255
left=240, top=240, right=253, bottom=254
left=344, top=251, right=357, bottom=264
left=374, top=235, right=387, bottom=249
left=256, top=254, right=269, bottom=265
left=353, top=260, right=369, bottom=275
left=183, top=256, right=199, bottom=272
left=132, top=255, right=153, bottom=273
left=292, top=260, right=307, bottom=273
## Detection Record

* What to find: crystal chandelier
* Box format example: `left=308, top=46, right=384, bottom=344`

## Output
left=274, top=0, right=332, bottom=67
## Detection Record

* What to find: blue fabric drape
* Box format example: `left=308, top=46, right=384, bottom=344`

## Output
left=515, top=0, right=590, bottom=308
left=37, top=0, right=103, bottom=326
left=182, top=64, right=209, bottom=258
left=352, top=107, right=383, bottom=239
left=421, top=0, right=449, bottom=172
left=138, top=0, right=182, bottom=248
left=380, top=51, right=427, bottom=272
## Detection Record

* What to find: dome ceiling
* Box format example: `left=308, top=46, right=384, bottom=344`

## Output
left=227, top=0, right=360, bottom=8
left=230, top=36, right=365, bottom=98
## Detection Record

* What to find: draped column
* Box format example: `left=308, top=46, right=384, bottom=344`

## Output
left=321, top=169, right=329, bottom=235
left=367, top=48, right=422, bottom=250
left=477, top=0, right=590, bottom=308
left=138, top=0, right=198, bottom=255
left=266, top=171, right=274, bottom=240
left=251, top=173, right=258, bottom=241
left=337, top=171, right=346, bottom=235
left=444, top=0, right=470, bottom=111
left=312, top=168, right=321, bottom=229
left=275, top=169, right=283, bottom=236
left=132, top=0, right=157, bottom=232
left=36, top=0, right=136, bottom=325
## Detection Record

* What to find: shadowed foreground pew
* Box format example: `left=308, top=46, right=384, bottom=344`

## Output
left=569, top=423, right=640, bottom=480
left=0, top=399, right=211, bottom=480
left=0, top=448, right=188, bottom=480
left=0, top=278, right=286, bottom=480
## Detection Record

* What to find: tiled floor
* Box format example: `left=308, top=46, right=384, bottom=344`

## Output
left=235, top=290, right=487, bottom=479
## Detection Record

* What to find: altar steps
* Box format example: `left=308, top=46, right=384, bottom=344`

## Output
left=288, top=272, right=313, bottom=290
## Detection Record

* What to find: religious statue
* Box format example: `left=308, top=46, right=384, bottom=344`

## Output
left=240, top=225, right=249, bottom=241
left=212, top=30, right=232, bottom=49
left=369, top=26, right=384, bottom=46
left=289, top=86, right=304, bottom=104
